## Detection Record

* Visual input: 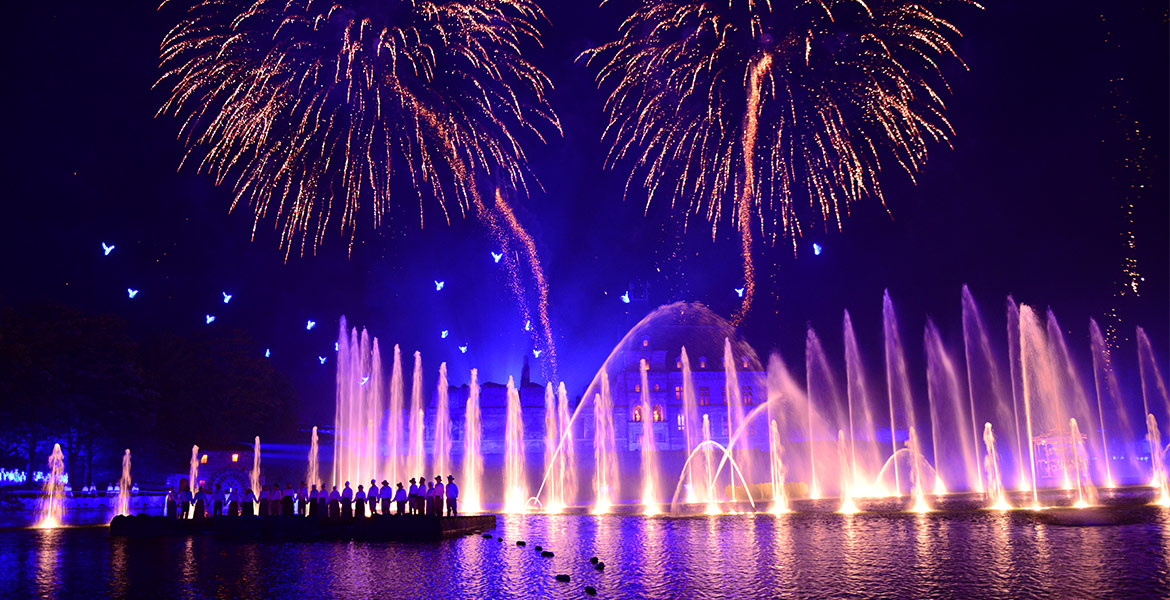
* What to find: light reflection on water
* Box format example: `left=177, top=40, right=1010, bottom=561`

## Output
left=0, top=509, right=1168, bottom=599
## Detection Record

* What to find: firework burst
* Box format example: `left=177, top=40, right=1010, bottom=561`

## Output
left=157, top=0, right=559, bottom=256
left=584, top=0, right=977, bottom=323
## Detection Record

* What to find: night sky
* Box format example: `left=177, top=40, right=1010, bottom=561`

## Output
left=4, top=1, right=1167, bottom=428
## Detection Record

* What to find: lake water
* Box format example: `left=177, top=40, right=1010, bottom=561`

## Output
left=3, top=507, right=1170, bottom=599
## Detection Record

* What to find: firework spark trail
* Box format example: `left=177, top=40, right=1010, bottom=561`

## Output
left=585, top=0, right=977, bottom=320
left=157, top=0, right=559, bottom=257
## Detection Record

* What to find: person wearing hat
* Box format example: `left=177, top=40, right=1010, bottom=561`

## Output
left=367, top=479, right=380, bottom=516
left=445, top=475, right=459, bottom=517
left=380, top=480, right=392, bottom=514
left=407, top=478, right=419, bottom=515
left=433, top=476, right=445, bottom=516
left=393, top=482, right=407, bottom=515
left=328, top=485, right=341, bottom=518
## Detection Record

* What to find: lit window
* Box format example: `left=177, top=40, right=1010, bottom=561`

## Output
left=722, top=387, right=728, bottom=404
left=674, top=386, right=681, bottom=400
left=699, top=387, right=710, bottom=406
left=676, top=414, right=684, bottom=431
left=635, top=383, right=641, bottom=393
left=642, top=338, right=649, bottom=347
left=632, top=406, right=643, bottom=422
left=743, top=357, right=750, bottom=369
left=676, top=359, right=682, bottom=369
left=231, top=454, right=239, bottom=463
left=743, top=386, right=753, bottom=405
left=653, top=405, right=664, bottom=422
left=699, top=357, right=707, bottom=369
left=200, top=454, right=208, bottom=465
left=653, top=383, right=660, bottom=392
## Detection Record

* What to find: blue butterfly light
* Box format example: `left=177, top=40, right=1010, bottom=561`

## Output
left=306, top=320, right=316, bottom=331
left=524, top=320, right=531, bottom=332
left=127, top=288, right=139, bottom=299
left=734, top=288, right=745, bottom=298
left=813, top=243, right=823, bottom=256
left=101, top=242, right=115, bottom=256
left=440, top=330, right=449, bottom=339
left=533, top=349, right=542, bottom=358
left=205, top=315, right=216, bottom=325
left=491, top=252, right=503, bottom=263
left=458, top=345, right=468, bottom=354
left=318, top=356, right=327, bottom=365
left=265, top=349, right=271, bottom=358
left=620, top=291, right=630, bottom=304
left=434, top=280, right=445, bottom=291
left=222, top=292, right=233, bottom=304
left=360, top=376, right=370, bottom=386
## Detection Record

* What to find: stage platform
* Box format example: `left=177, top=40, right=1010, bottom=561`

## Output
left=109, top=514, right=496, bottom=541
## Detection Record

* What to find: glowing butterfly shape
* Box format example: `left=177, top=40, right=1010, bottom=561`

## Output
left=127, top=288, right=139, bottom=299
left=441, top=330, right=449, bottom=339
left=434, top=280, right=445, bottom=291
left=734, top=288, right=745, bottom=298
left=620, top=291, right=630, bottom=304
left=205, top=315, right=216, bottom=325
left=222, top=292, right=233, bottom=304
left=318, top=356, right=327, bottom=365
left=813, top=243, right=823, bottom=256
left=533, top=349, right=542, bottom=358
left=458, top=345, right=468, bottom=354
left=264, top=349, right=271, bottom=358
left=524, top=320, right=531, bottom=332
left=101, top=242, right=115, bottom=256
left=491, top=252, right=503, bottom=263
left=306, top=320, right=316, bottom=331
left=334, top=342, right=339, bottom=352
left=360, top=376, right=370, bottom=386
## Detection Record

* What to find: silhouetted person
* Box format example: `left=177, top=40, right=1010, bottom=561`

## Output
left=282, top=484, right=294, bottom=516
left=341, top=482, right=353, bottom=518
left=259, top=485, right=270, bottom=517
left=228, top=488, right=241, bottom=517
left=271, top=485, right=281, bottom=516
left=408, top=479, right=419, bottom=515
left=424, top=481, right=435, bottom=516
left=446, top=475, right=459, bottom=517
left=299, top=482, right=309, bottom=516
left=394, top=483, right=407, bottom=515
left=243, top=488, right=256, bottom=516
left=308, top=485, right=319, bottom=517
left=179, top=483, right=193, bottom=520
left=355, top=485, right=366, bottom=519
left=380, top=480, right=392, bottom=514
left=328, top=485, right=341, bottom=518
left=368, top=480, right=379, bottom=516
left=433, top=476, right=445, bottom=516
left=166, top=487, right=177, bottom=519
left=193, top=487, right=206, bottom=520
left=213, top=484, right=224, bottom=517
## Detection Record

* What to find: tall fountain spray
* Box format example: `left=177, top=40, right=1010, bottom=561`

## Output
left=556, top=382, right=577, bottom=508
left=1138, top=327, right=1170, bottom=505
left=701, top=415, right=719, bottom=513
left=333, top=320, right=388, bottom=486
left=925, top=320, right=976, bottom=493
left=542, top=383, right=562, bottom=511
left=307, top=427, right=320, bottom=490
left=407, top=351, right=425, bottom=481
left=768, top=420, right=788, bottom=513
left=680, top=348, right=702, bottom=503
left=593, top=371, right=620, bottom=513
left=503, top=377, right=528, bottom=512
left=462, top=369, right=483, bottom=513
left=844, top=311, right=883, bottom=497
left=983, top=423, right=1010, bottom=509
left=1146, top=414, right=1170, bottom=505
left=883, top=291, right=920, bottom=496
left=837, top=431, right=857, bottom=513
left=1089, top=319, right=1124, bottom=487
left=434, top=363, right=452, bottom=479
left=188, top=445, right=200, bottom=518
left=385, top=345, right=404, bottom=489
left=36, top=444, right=66, bottom=528
left=250, top=437, right=261, bottom=496
left=639, top=359, right=661, bottom=514
left=1006, top=297, right=1031, bottom=492
left=116, top=449, right=131, bottom=517
left=1068, top=418, right=1097, bottom=507
left=907, top=428, right=930, bottom=512
left=723, top=339, right=750, bottom=501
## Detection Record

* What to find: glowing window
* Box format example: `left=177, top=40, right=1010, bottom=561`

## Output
left=231, top=454, right=239, bottom=463
left=676, top=359, right=682, bottom=369
left=200, top=454, right=208, bottom=465
left=743, top=386, right=754, bottom=405
left=635, top=383, right=641, bottom=393
left=699, top=357, right=707, bottom=369
left=652, top=405, right=664, bottom=422
left=674, top=386, right=681, bottom=400
left=632, top=406, right=643, bottom=422
left=653, top=383, right=660, bottom=392
left=642, top=338, right=649, bottom=347
left=698, top=387, right=710, bottom=406
left=676, top=414, right=684, bottom=431
left=742, top=357, right=750, bottom=369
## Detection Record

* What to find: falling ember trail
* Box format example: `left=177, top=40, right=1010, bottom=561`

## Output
left=731, top=54, right=772, bottom=326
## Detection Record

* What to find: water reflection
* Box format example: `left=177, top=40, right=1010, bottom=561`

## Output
left=3, top=510, right=1170, bottom=599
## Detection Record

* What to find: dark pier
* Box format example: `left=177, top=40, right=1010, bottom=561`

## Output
left=109, top=514, right=496, bottom=541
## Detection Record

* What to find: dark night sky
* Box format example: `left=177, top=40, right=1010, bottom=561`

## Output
left=3, top=1, right=1167, bottom=428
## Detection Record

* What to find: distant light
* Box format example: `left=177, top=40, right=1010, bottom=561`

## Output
left=620, top=291, right=630, bottom=304
left=222, top=292, right=233, bottom=304
left=812, top=243, right=823, bottom=256
left=441, top=330, right=449, bottom=339
left=264, top=348, right=271, bottom=358
left=734, top=287, right=744, bottom=298
left=491, top=252, right=503, bottom=263
left=318, top=356, right=327, bottom=365
left=458, top=345, right=468, bottom=354
left=101, top=242, right=115, bottom=256
left=205, top=315, right=216, bottom=325
left=533, top=349, right=542, bottom=358
left=127, top=288, right=139, bottom=299
left=434, top=280, right=445, bottom=291
left=306, top=320, right=317, bottom=331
